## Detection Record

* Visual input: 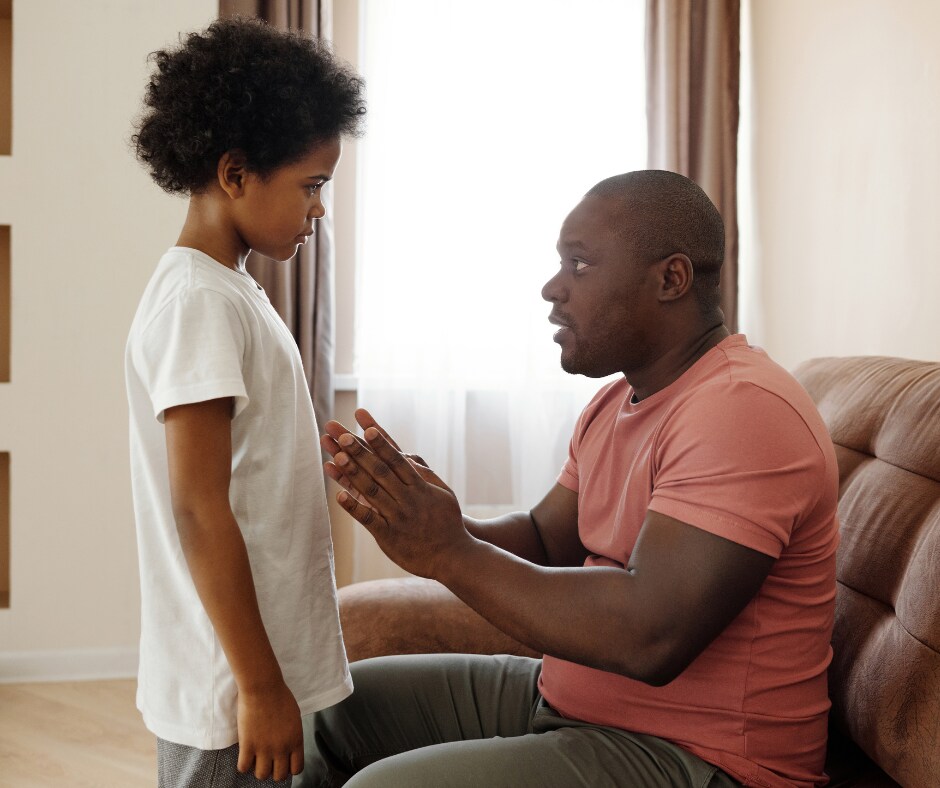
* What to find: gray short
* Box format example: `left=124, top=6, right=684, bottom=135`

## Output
left=157, top=739, right=294, bottom=788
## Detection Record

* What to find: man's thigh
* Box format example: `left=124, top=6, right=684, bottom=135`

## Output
left=346, top=713, right=737, bottom=788
left=297, top=653, right=542, bottom=788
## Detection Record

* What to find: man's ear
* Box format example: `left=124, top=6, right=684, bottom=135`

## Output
left=217, top=150, right=249, bottom=199
left=658, top=253, right=694, bottom=303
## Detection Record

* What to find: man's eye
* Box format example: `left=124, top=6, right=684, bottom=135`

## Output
left=574, top=259, right=590, bottom=272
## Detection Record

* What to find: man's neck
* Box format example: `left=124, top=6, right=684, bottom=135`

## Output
left=626, top=323, right=731, bottom=402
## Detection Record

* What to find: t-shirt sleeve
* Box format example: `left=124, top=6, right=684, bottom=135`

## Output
left=557, top=382, right=619, bottom=492
left=648, top=382, right=827, bottom=558
left=133, top=288, right=249, bottom=423
left=558, top=414, right=584, bottom=492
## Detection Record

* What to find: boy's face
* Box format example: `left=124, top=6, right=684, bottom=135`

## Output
left=234, top=137, right=343, bottom=262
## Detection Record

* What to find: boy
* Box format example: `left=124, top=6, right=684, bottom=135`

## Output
left=126, top=18, right=365, bottom=787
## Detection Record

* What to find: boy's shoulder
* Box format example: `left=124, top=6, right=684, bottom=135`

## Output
left=132, top=247, right=249, bottom=336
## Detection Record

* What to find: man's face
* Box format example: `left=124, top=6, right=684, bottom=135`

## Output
left=542, top=195, right=660, bottom=378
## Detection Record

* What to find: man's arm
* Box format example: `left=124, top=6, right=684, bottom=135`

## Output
left=462, top=484, right=586, bottom=567
left=164, top=398, right=303, bottom=782
left=324, top=415, right=774, bottom=686
left=322, top=413, right=586, bottom=568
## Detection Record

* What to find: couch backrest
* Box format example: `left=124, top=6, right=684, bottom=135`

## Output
left=793, top=357, right=940, bottom=787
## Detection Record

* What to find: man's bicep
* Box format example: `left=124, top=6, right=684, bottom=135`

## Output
left=629, top=510, right=775, bottom=682
left=164, top=397, right=235, bottom=519
left=530, top=483, right=586, bottom=567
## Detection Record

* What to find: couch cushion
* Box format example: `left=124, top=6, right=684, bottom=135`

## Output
left=794, top=357, right=940, bottom=788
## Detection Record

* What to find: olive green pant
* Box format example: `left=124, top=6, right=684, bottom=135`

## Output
left=296, top=654, right=739, bottom=788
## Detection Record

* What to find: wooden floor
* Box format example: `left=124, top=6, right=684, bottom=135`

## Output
left=0, top=679, right=155, bottom=787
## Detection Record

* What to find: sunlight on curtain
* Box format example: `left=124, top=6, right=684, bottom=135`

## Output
left=356, top=0, right=646, bottom=517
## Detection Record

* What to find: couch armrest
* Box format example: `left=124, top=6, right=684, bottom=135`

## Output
left=338, top=577, right=540, bottom=663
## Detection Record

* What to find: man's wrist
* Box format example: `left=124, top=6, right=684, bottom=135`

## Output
left=432, top=528, right=484, bottom=587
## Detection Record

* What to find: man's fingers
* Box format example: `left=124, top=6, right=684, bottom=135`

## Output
left=338, top=490, right=388, bottom=533
left=322, top=424, right=371, bottom=457
left=336, top=429, right=412, bottom=493
left=361, top=427, right=420, bottom=485
left=355, top=408, right=403, bottom=451
left=333, top=447, right=397, bottom=509
left=324, top=462, right=373, bottom=507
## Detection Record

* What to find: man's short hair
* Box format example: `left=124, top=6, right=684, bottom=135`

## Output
left=586, top=171, right=725, bottom=315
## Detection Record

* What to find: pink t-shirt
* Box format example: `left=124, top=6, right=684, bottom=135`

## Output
left=538, top=335, right=839, bottom=787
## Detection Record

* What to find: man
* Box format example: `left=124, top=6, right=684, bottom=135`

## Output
left=306, top=171, right=839, bottom=787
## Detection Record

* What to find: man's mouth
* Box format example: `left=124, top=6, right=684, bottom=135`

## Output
left=549, top=313, right=575, bottom=343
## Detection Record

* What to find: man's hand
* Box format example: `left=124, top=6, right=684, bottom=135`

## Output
left=321, top=410, right=470, bottom=579
left=322, top=409, right=453, bottom=500
left=236, top=681, right=304, bottom=782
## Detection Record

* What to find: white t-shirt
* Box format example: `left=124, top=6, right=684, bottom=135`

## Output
left=125, top=247, right=353, bottom=750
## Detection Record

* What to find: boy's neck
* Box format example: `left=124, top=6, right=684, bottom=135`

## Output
left=176, top=189, right=250, bottom=272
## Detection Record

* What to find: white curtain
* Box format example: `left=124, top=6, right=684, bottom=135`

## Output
left=354, top=0, right=647, bottom=536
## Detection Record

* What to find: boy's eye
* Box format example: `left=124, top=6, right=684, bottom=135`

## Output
left=306, top=183, right=323, bottom=195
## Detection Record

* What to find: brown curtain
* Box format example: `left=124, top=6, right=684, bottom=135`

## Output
left=219, top=0, right=336, bottom=429
left=646, top=0, right=740, bottom=332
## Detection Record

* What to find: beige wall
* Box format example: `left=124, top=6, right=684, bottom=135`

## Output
left=748, top=0, right=940, bottom=370
left=0, top=0, right=216, bottom=680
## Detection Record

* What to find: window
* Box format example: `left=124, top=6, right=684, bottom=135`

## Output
left=355, top=0, right=646, bottom=513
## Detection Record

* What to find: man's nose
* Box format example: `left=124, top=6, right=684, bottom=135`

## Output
left=541, top=268, right=566, bottom=303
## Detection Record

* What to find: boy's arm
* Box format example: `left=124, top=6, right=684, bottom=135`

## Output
left=164, top=397, right=303, bottom=783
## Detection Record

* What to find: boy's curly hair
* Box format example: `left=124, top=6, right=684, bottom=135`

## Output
left=132, top=17, right=366, bottom=195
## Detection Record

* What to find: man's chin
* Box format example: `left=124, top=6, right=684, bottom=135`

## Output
left=560, top=351, right=617, bottom=379
left=560, top=352, right=592, bottom=377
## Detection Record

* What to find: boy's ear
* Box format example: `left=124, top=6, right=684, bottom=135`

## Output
left=217, top=150, right=249, bottom=198
left=657, top=253, right=694, bottom=303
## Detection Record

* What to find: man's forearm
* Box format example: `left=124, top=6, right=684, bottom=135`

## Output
left=436, top=535, right=664, bottom=682
left=462, top=511, right=549, bottom=564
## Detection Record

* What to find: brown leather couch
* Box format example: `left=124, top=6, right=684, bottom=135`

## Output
left=337, top=356, right=940, bottom=787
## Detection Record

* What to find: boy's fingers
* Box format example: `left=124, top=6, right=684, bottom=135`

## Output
left=271, top=753, right=290, bottom=783
left=291, top=746, right=305, bottom=776
left=236, top=744, right=253, bottom=774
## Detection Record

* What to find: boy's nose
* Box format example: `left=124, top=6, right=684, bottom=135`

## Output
left=309, top=199, right=326, bottom=220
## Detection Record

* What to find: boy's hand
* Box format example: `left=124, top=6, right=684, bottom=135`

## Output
left=236, top=681, right=304, bottom=782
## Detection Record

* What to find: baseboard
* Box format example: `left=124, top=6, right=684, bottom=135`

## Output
left=0, top=647, right=138, bottom=683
